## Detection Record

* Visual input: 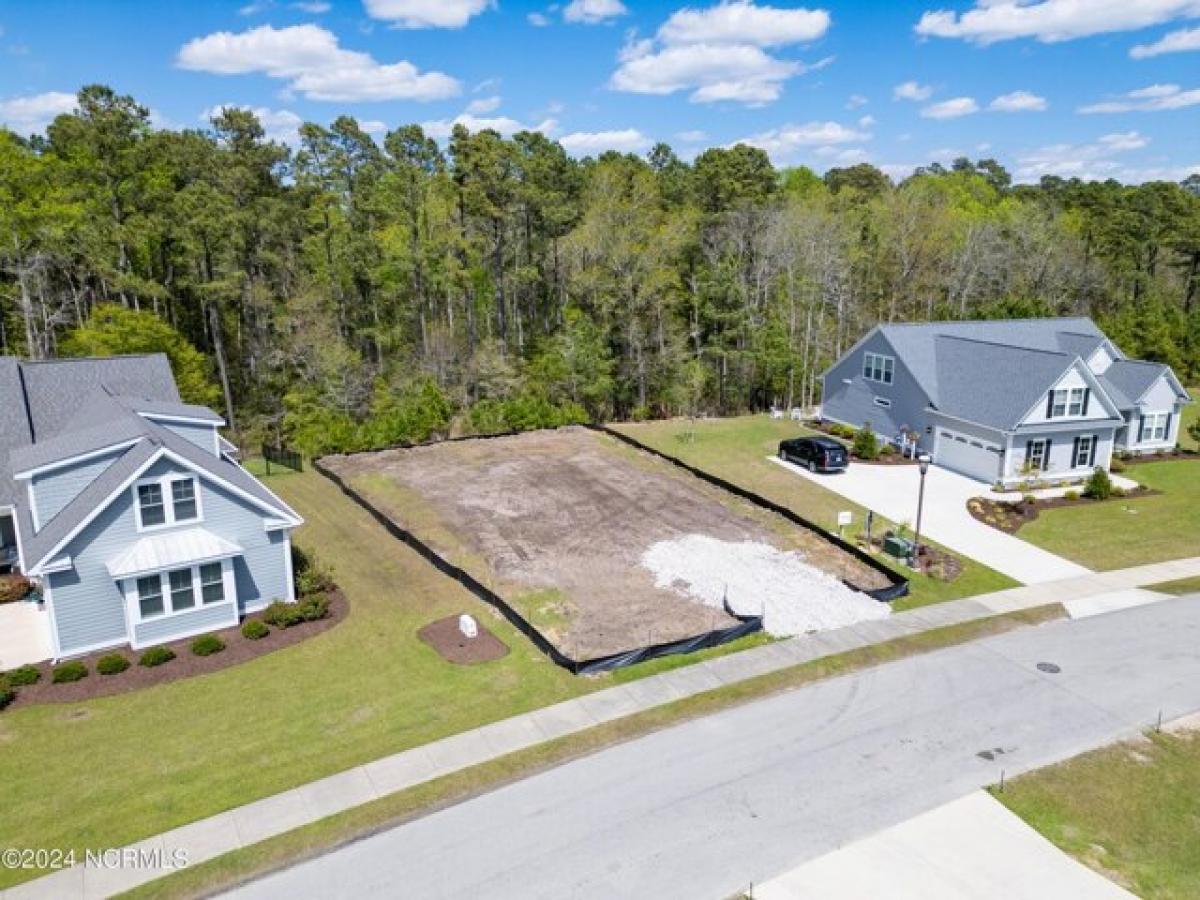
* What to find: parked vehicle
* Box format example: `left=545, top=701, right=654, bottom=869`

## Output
left=778, top=436, right=849, bottom=473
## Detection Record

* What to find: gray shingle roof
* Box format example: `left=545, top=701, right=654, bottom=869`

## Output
left=1099, top=359, right=1172, bottom=411
left=0, top=358, right=33, bottom=507
left=932, top=336, right=1089, bottom=431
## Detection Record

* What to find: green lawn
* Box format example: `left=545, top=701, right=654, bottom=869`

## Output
left=0, top=468, right=601, bottom=889
left=996, top=729, right=1200, bottom=898
left=1018, top=460, right=1200, bottom=570
left=1181, top=390, right=1199, bottom=451
left=1149, top=576, right=1200, bottom=596
left=613, top=417, right=1019, bottom=610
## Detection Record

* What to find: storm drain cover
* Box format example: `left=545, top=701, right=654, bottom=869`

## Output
left=1036, top=662, right=1061, bottom=674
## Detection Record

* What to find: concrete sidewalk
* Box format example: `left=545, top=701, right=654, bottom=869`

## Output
left=6, top=557, right=1199, bottom=900
left=754, top=791, right=1133, bottom=899
left=769, top=455, right=1092, bottom=584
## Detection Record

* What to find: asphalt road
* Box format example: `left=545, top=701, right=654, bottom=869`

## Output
left=230, top=596, right=1200, bottom=900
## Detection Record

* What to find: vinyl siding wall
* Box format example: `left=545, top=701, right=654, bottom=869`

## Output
left=1007, top=428, right=1115, bottom=481
left=30, top=448, right=126, bottom=526
left=46, top=456, right=292, bottom=656
left=160, top=421, right=218, bottom=456
left=821, top=331, right=934, bottom=450
left=1020, top=365, right=1115, bottom=427
left=1124, top=377, right=1186, bottom=451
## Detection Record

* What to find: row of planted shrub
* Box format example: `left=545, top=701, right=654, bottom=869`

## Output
left=0, top=594, right=330, bottom=710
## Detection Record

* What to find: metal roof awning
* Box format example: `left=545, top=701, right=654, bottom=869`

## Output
left=107, top=527, right=243, bottom=579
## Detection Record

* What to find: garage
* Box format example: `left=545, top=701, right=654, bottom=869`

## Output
left=935, top=429, right=1002, bottom=483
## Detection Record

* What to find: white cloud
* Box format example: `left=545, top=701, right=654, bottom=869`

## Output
left=738, top=120, right=871, bottom=162
left=363, top=0, right=493, bottom=28
left=1131, top=25, right=1200, bottom=56
left=920, top=96, right=979, bottom=119
left=989, top=90, right=1047, bottom=112
left=846, top=93, right=868, bottom=109
left=610, top=2, right=833, bottom=106
left=677, top=129, right=708, bottom=142
left=563, top=0, right=628, bottom=25
left=201, top=104, right=304, bottom=144
left=858, top=114, right=876, bottom=127
left=1078, top=83, right=1200, bottom=113
left=177, top=24, right=460, bottom=102
left=558, top=128, right=650, bottom=155
left=0, top=91, right=77, bottom=134
left=528, top=12, right=551, bottom=26
left=239, top=0, right=274, bottom=14
left=293, top=1, right=332, bottom=11
left=1012, top=132, right=1194, bottom=183
left=360, top=120, right=388, bottom=135
left=915, top=0, right=1200, bottom=45
left=465, top=95, right=502, bottom=114
left=893, top=80, right=933, bottom=101
left=421, top=113, right=557, bottom=140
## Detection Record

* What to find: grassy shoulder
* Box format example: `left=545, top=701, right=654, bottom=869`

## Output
left=1180, top=391, right=1198, bottom=452
left=120, top=603, right=1064, bottom=900
left=1148, top=576, right=1200, bottom=596
left=994, top=726, right=1200, bottom=898
left=1018, top=460, right=1200, bottom=570
left=613, top=416, right=1019, bottom=610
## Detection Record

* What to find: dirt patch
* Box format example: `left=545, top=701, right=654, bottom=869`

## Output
left=324, top=427, right=889, bottom=659
left=4, top=591, right=346, bottom=709
left=419, top=615, right=510, bottom=664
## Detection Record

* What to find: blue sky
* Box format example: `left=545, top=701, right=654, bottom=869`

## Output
left=1, top=0, right=1198, bottom=182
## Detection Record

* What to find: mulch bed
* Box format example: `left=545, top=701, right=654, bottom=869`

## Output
left=418, top=614, right=510, bottom=665
left=3, top=589, right=347, bottom=709
left=859, top=537, right=963, bottom=582
left=1118, top=449, right=1199, bottom=466
left=967, top=490, right=1158, bottom=535
left=804, top=421, right=919, bottom=466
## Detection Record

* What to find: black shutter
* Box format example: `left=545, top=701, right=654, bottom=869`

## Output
left=1138, top=416, right=1146, bottom=442
left=1045, top=439, right=1053, bottom=469
left=1089, top=435, right=1098, bottom=467
left=1046, top=392, right=1055, bottom=419
left=1072, top=436, right=1081, bottom=468
left=1025, top=440, right=1033, bottom=464
left=1165, top=414, right=1173, bottom=442
left=1082, top=388, right=1091, bottom=416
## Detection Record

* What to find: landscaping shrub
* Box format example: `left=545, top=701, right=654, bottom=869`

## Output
left=1112, top=486, right=1127, bottom=498
left=241, top=619, right=269, bottom=640
left=0, top=574, right=32, bottom=604
left=1083, top=466, right=1114, bottom=500
left=852, top=423, right=880, bottom=460
left=0, top=686, right=14, bottom=711
left=879, top=443, right=897, bottom=456
left=1022, top=493, right=1036, bottom=506
left=52, top=661, right=88, bottom=684
left=1109, top=456, right=1127, bottom=474
left=5, top=664, right=40, bottom=687
left=1064, top=489, right=1080, bottom=502
left=139, top=646, right=176, bottom=668
left=263, top=599, right=306, bottom=628
left=300, top=592, right=330, bottom=621
left=294, top=546, right=335, bottom=596
left=96, top=654, right=130, bottom=676
left=830, top=423, right=856, bottom=439
left=191, top=635, right=225, bottom=657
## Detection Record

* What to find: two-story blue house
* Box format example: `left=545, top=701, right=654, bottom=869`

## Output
left=0, top=354, right=302, bottom=662
left=820, top=317, right=1191, bottom=486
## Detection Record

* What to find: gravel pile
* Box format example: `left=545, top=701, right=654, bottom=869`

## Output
left=641, top=534, right=890, bottom=637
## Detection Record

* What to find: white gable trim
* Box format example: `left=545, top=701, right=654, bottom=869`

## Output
left=25, top=446, right=301, bottom=576
left=13, top=439, right=143, bottom=481
left=1131, top=367, right=1191, bottom=407
left=1013, top=357, right=1124, bottom=427
left=141, top=411, right=226, bottom=428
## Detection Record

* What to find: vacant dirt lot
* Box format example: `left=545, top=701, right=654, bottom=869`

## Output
left=324, top=427, right=888, bottom=659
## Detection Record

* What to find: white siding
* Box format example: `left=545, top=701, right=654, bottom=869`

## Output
left=1021, top=364, right=1113, bottom=427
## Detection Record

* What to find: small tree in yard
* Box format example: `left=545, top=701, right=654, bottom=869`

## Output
left=852, top=422, right=880, bottom=460
left=1190, top=419, right=1200, bottom=447
left=1083, top=466, right=1113, bottom=500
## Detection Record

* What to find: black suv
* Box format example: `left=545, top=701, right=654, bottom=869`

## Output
left=778, top=436, right=849, bottom=473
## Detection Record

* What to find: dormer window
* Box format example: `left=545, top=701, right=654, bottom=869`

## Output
left=135, top=475, right=202, bottom=530
left=1048, top=387, right=1087, bottom=419
left=863, top=352, right=894, bottom=385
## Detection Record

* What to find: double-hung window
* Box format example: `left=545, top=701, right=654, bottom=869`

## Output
left=1027, top=439, right=1048, bottom=471
left=169, top=568, right=196, bottom=612
left=137, top=575, right=164, bottom=619
left=1074, top=436, right=1094, bottom=468
left=200, top=562, right=225, bottom=605
left=863, top=352, right=895, bottom=385
left=135, top=476, right=200, bottom=530
left=1049, top=387, right=1086, bottom=419
left=1142, top=413, right=1170, bottom=442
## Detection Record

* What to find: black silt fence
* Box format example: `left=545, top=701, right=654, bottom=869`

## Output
left=313, top=456, right=763, bottom=676
left=262, top=444, right=303, bottom=474
left=592, top=425, right=909, bottom=603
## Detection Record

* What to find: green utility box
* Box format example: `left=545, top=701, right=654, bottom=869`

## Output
left=883, top=535, right=915, bottom=560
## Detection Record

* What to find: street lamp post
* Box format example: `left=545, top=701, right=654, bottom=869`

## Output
left=912, top=454, right=931, bottom=569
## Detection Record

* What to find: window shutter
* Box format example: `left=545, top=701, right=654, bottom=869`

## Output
left=1045, top=392, right=1055, bottom=419
left=1045, top=439, right=1053, bottom=469
left=1082, top=388, right=1091, bottom=416
left=1089, top=435, right=1098, bottom=467
left=1165, top=414, right=1173, bottom=442
left=1025, top=440, right=1033, bottom=462
left=1138, top=416, right=1146, bottom=442
left=1072, top=437, right=1080, bottom=467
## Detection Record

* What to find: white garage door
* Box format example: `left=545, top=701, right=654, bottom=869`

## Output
left=935, top=430, right=1002, bottom=483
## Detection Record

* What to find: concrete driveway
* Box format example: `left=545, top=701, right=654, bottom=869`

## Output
left=768, top=457, right=1090, bottom=584
left=0, top=601, right=52, bottom=669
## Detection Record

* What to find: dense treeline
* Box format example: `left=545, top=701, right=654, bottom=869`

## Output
left=2, top=86, right=1198, bottom=454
